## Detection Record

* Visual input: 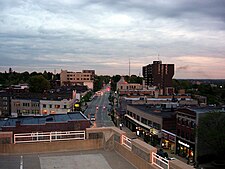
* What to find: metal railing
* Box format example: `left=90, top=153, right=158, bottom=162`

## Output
left=14, top=130, right=85, bottom=144
left=121, top=135, right=132, bottom=150
left=152, top=152, right=169, bottom=169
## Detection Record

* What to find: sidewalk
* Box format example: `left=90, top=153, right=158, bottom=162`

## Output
left=120, top=126, right=137, bottom=139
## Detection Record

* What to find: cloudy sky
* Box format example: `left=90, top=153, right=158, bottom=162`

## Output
left=0, top=0, right=225, bottom=78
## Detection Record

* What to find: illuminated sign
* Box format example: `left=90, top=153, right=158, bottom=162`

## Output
left=178, top=140, right=190, bottom=148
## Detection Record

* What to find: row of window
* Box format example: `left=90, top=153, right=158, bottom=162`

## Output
left=177, top=129, right=195, bottom=142
left=17, top=109, right=39, bottom=114
left=43, top=104, right=67, bottom=109
left=67, top=74, right=90, bottom=77
left=67, top=78, right=90, bottom=81
left=14, top=103, right=39, bottom=107
left=127, top=111, right=161, bottom=130
left=177, top=117, right=196, bottom=128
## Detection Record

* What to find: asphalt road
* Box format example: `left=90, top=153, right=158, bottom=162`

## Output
left=84, top=88, right=114, bottom=127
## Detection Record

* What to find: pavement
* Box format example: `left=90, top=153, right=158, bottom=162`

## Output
left=0, top=149, right=137, bottom=169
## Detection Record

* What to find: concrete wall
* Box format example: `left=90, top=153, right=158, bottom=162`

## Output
left=0, top=132, right=13, bottom=144
left=114, top=141, right=158, bottom=169
left=0, top=127, right=194, bottom=169
left=0, top=139, right=103, bottom=154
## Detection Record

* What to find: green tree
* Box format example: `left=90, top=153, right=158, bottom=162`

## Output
left=197, top=111, right=225, bottom=159
left=111, top=75, right=121, bottom=91
left=28, top=75, right=50, bottom=93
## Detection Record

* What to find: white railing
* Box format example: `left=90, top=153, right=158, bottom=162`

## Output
left=14, top=130, right=85, bottom=144
left=121, top=135, right=132, bottom=150
left=152, top=152, right=169, bottom=169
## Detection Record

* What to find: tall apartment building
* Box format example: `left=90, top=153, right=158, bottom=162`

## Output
left=60, top=70, right=95, bottom=89
left=142, top=61, right=174, bottom=95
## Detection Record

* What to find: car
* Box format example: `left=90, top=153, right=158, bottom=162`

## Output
left=96, top=106, right=99, bottom=110
left=103, top=106, right=106, bottom=109
left=90, top=113, right=96, bottom=121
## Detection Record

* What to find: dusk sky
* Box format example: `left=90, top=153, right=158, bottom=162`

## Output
left=0, top=0, right=225, bottom=79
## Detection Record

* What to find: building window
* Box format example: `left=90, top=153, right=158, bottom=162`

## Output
left=64, top=105, right=67, bottom=109
left=136, top=115, right=140, bottom=121
left=43, top=104, right=46, bottom=108
left=153, top=122, right=161, bottom=130
left=181, top=130, right=184, bottom=138
left=49, top=104, right=52, bottom=108
left=141, top=118, right=147, bottom=125
left=55, top=105, right=60, bottom=109
left=177, top=129, right=180, bottom=136
left=148, top=120, right=152, bottom=127
left=191, top=121, right=195, bottom=128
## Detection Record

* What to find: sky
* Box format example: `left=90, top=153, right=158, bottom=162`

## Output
left=0, top=0, right=225, bottom=79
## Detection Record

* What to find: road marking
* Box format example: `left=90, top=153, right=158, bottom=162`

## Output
left=20, top=156, right=23, bottom=169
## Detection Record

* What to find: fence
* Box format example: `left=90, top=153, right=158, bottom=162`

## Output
left=14, top=130, right=85, bottom=144
left=152, top=152, right=169, bottom=169
left=121, top=135, right=132, bottom=150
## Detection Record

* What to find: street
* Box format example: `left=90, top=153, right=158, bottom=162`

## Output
left=84, top=88, right=114, bottom=127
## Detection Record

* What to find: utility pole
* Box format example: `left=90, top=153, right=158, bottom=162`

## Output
left=129, top=58, right=130, bottom=77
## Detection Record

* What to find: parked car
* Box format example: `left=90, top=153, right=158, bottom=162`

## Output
left=90, top=113, right=96, bottom=121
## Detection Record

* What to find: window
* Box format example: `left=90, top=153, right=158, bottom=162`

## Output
left=148, top=120, right=152, bottom=127
left=181, top=130, right=184, bottom=138
left=49, top=104, right=52, bottom=108
left=137, top=115, right=140, bottom=121
left=43, top=104, right=46, bottom=108
left=186, top=132, right=189, bottom=140
left=55, top=105, right=60, bottom=109
left=191, top=121, right=195, bottom=128
left=153, top=122, right=161, bottom=130
left=15, top=102, right=20, bottom=107
left=177, top=129, right=180, bottom=136
left=141, top=118, right=147, bottom=125
left=64, top=105, right=67, bottom=109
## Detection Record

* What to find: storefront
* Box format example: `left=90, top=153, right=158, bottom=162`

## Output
left=161, top=129, right=176, bottom=153
left=124, top=114, right=161, bottom=146
left=176, top=138, right=195, bottom=162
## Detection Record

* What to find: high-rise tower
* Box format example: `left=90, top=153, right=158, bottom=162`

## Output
left=142, top=61, right=174, bottom=95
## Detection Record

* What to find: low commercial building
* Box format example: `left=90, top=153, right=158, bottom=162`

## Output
left=40, top=99, right=72, bottom=115
left=0, top=111, right=90, bottom=134
left=125, top=104, right=176, bottom=149
left=175, top=107, right=224, bottom=163
left=11, top=99, right=40, bottom=116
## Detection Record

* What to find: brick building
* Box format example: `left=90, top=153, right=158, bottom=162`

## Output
left=142, top=61, right=174, bottom=95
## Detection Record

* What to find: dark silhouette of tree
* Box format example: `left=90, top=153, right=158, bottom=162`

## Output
left=28, top=75, right=50, bottom=93
left=197, top=111, right=225, bottom=160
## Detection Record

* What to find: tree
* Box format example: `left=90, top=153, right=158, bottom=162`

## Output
left=197, top=111, right=225, bottom=160
left=28, top=75, right=50, bottom=93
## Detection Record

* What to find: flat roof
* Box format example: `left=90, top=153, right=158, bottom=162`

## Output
left=180, top=107, right=225, bottom=114
left=0, top=149, right=136, bottom=169
left=128, top=104, right=176, bottom=118
left=0, top=112, right=89, bottom=128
